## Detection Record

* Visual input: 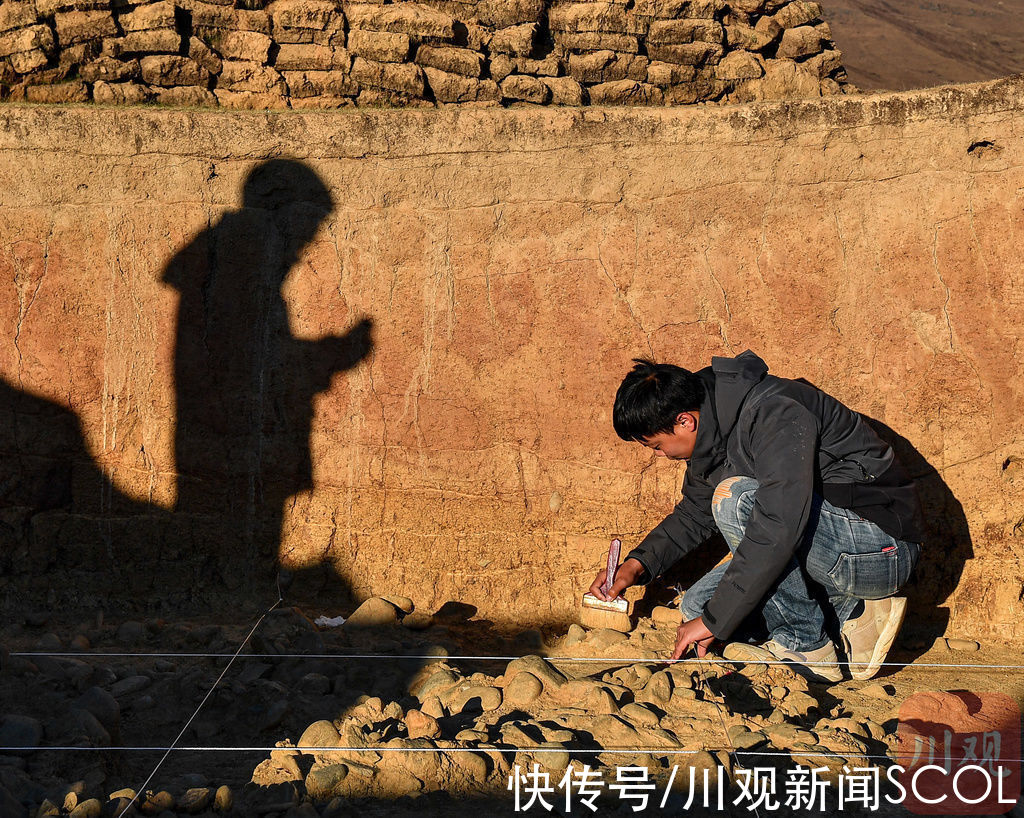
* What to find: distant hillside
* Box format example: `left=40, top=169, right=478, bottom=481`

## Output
left=826, top=0, right=1024, bottom=90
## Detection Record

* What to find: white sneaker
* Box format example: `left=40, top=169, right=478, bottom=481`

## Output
left=841, top=597, right=907, bottom=680
left=722, top=638, right=843, bottom=683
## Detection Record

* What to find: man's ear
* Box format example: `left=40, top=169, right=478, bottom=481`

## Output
left=675, top=411, right=696, bottom=431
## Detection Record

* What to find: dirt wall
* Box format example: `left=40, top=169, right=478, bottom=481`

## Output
left=0, top=76, right=1022, bottom=640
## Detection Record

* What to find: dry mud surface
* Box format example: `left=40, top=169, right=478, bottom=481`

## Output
left=2, top=598, right=1022, bottom=818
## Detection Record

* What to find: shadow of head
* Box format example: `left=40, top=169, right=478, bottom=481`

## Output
left=242, top=159, right=336, bottom=268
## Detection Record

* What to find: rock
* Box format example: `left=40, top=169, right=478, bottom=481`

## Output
left=716, top=50, right=763, bottom=80
left=728, top=725, right=769, bottom=750
left=415, top=45, right=482, bottom=78
left=776, top=25, right=824, bottom=60
left=139, top=790, right=174, bottom=812
left=588, top=80, right=664, bottom=106
left=305, top=763, right=349, bottom=800
left=504, top=655, right=566, bottom=691
left=419, top=695, right=445, bottom=719
left=620, top=702, right=660, bottom=727
left=214, top=784, right=232, bottom=812
left=0, top=715, right=42, bottom=753
left=647, top=42, right=722, bottom=66
left=637, top=670, right=673, bottom=705
left=860, top=683, right=894, bottom=699
left=402, top=612, right=433, bottom=630
left=945, top=637, right=980, bottom=651
left=68, top=799, right=101, bottom=818
left=652, top=606, right=683, bottom=627
left=489, top=23, right=536, bottom=56
left=348, top=28, right=410, bottom=62
left=110, top=675, right=151, bottom=697
left=345, top=597, right=402, bottom=627
left=350, top=57, right=426, bottom=97
left=541, top=76, right=583, bottom=106
left=140, top=55, right=210, bottom=87
left=299, top=720, right=340, bottom=752
left=196, top=29, right=272, bottom=62
left=382, top=595, right=414, bottom=613
left=450, top=684, right=502, bottom=714
left=504, top=671, right=543, bottom=707
left=584, top=628, right=629, bottom=650
left=563, top=624, right=586, bottom=646
left=345, top=2, right=454, bottom=39
left=410, top=667, right=460, bottom=700
left=405, top=709, right=440, bottom=739
left=500, top=74, right=550, bottom=104
left=75, top=687, right=120, bottom=741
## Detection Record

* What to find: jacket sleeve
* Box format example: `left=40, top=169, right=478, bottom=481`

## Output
left=701, top=397, right=819, bottom=640
left=624, top=467, right=719, bottom=584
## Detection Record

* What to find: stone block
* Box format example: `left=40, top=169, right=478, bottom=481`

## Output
left=80, top=56, right=140, bottom=82
left=804, top=47, right=842, bottom=78
left=93, top=79, right=151, bottom=104
left=513, top=55, right=562, bottom=76
left=541, top=75, right=583, bottom=105
left=477, top=0, right=543, bottom=27
left=282, top=68, right=358, bottom=97
left=662, top=73, right=720, bottom=102
left=194, top=28, right=273, bottom=62
left=347, top=28, right=409, bottom=62
left=217, top=59, right=284, bottom=93
left=753, top=15, right=783, bottom=44
left=488, top=53, right=513, bottom=82
left=25, top=80, right=89, bottom=102
left=0, top=3, right=39, bottom=34
left=772, top=0, right=822, bottom=29
left=154, top=84, right=218, bottom=105
left=423, top=66, right=497, bottom=102
left=715, top=49, right=762, bottom=80
left=214, top=88, right=289, bottom=107
left=645, top=59, right=696, bottom=85
left=345, top=3, right=454, bottom=40
left=569, top=50, right=647, bottom=83
left=270, top=0, right=344, bottom=31
left=140, top=54, right=211, bottom=86
left=488, top=23, right=535, bottom=56
left=554, top=32, right=639, bottom=53
left=776, top=25, right=823, bottom=59
left=548, top=3, right=629, bottom=34
left=0, top=25, right=56, bottom=60
left=58, top=39, right=102, bottom=68
left=731, top=57, right=819, bottom=100
left=274, top=43, right=348, bottom=70
left=727, top=0, right=766, bottom=11
left=631, top=0, right=721, bottom=18
left=415, top=45, right=482, bottom=78
left=119, top=2, right=176, bottom=32
left=499, top=73, right=549, bottom=103
left=188, top=36, right=223, bottom=73
left=725, top=21, right=775, bottom=51
left=350, top=56, right=426, bottom=96
left=110, top=29, right=182, bottom=55
left=588, top=78, right=663, bottom=105
left=179, top=1, right=271, bottom=33
left=646, top=19, right=723, bottom=45
left=9, top=48, right=49, bottom=73
left=36, top=0, right=110, bottom=13
left=647, top=41, right=722, bottom=65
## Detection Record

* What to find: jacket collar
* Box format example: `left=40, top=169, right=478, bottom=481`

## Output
left=711, top=350, right=769, bottom=438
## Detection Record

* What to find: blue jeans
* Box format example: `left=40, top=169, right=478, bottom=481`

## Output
left=679, top=476, right=921, bottom=652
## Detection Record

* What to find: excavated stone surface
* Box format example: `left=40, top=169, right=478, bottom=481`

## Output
left=0, top=77, right=1022, bottom=643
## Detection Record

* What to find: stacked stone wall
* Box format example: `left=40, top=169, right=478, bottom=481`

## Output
left=0, top=0, right=847, bottom=107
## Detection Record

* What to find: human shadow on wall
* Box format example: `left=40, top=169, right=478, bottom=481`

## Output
left=161, top=159, right=374, bottom=608
left=861, top=417, right=972, bottom=652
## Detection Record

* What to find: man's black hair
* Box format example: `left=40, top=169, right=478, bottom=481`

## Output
left=613, top=358, right=706, bottom=442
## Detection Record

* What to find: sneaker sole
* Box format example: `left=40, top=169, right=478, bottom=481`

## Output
left=722, top=643, right=842, bottom=684
left=844, top=597, right=907, bottom=681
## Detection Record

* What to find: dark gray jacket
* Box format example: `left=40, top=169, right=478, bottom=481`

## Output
left=624, top=350, right=924, bottom=641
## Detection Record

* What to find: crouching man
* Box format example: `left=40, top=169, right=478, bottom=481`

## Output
left=589, top=351, right=923, bottom=683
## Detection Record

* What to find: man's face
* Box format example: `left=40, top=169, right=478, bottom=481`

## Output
left=640, top=411, right=700, bottom=461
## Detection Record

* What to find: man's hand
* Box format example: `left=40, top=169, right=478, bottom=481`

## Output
left=588, top=557, right=644, bottom=602
left=670, top=616, right=715, bottom=661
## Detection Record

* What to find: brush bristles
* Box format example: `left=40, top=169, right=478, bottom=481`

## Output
left=581, top=593, right=628, bottom=613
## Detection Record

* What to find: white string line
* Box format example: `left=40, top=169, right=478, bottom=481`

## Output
left=10, top=651, right=1023, bottom=670
left=5, top=745, right=1022, bottom=763
left=115, top=588, right=284, bottom=818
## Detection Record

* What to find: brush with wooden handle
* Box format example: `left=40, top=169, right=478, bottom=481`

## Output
left=580, top=537, right=632, bottom=632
